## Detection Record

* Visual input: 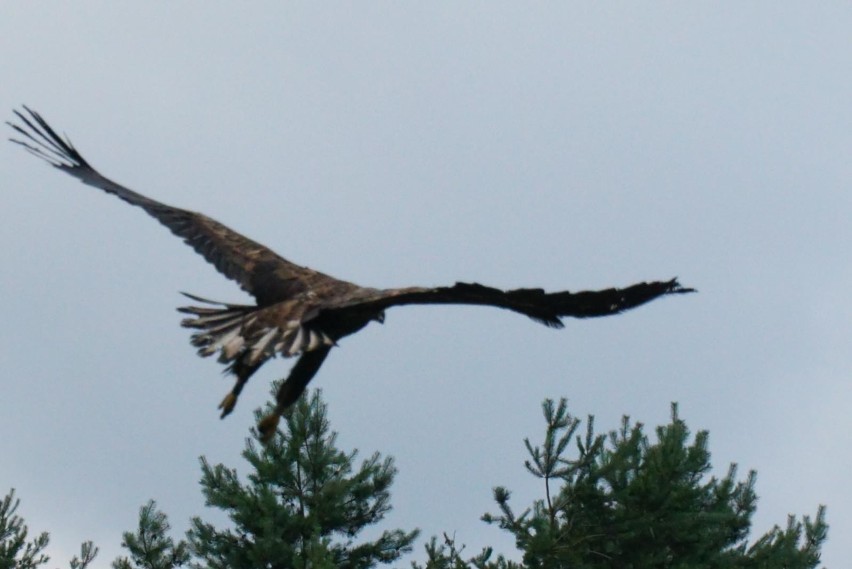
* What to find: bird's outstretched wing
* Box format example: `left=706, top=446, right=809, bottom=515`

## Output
left=326, top=279, right=694, bottom=327
left=7, top=106, right=329, bottom=305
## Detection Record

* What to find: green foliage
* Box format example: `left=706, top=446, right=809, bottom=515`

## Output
left=115, top=388, right=418, bottom=569
left=5, top=393, right=831, bottom=569
left=413, top=534, right=519, bottom=569
left=743, top=507, right=827, bottom=568
left=0, top=489, right=97, bottom=569
left=67, top=543, right=98, bottom=569
left=417, top=400, right=827, bottom=569
left=112, top=501, right=190, bottom=569
left=5, top=393, right=832, bottom=569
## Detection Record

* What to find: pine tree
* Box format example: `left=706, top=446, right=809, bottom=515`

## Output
left=190, top=388, right=419, bottom=568
left=416, top=400, right=827, bottom=569
left=112, top=501, right=190, bottom=569
left=112, top=393, right=828, bottom=568
left=0, top=489, right=97, bottom=569
left=114, top=388, right=418, bottom=569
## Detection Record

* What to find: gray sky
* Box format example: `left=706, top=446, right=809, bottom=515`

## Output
left=2, top=3, right=849, bottom=566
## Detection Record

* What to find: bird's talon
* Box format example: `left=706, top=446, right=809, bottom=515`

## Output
left=219, top=392, right=237, bottom=419
left=257, top=413, right=281, bottom=444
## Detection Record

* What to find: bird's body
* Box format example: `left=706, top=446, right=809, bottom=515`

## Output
left=8, top=107, right=694, bottom=442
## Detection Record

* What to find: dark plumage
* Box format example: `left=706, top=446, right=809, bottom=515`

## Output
left=8, top=107, right=694, bottom=442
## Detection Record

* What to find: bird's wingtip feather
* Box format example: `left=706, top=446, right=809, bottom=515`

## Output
left=668, top=278, right=697, bottom=294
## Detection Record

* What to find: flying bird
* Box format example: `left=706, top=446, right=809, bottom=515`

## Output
left=8, top=107, right=694, bottom=442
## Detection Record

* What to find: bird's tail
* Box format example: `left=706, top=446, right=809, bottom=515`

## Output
left=178, top=293, right=335, bottom=423
left=177, top=293, right=258, bottom=363
left=177, top=292, right=335, bottom=365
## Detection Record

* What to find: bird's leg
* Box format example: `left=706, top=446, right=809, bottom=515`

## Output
left=218, top=392, right=238, bottom=418
left=257, top=409, right=282, bottom=444
left=256, top=346, right=332, bottom=444
left=219, top=359, right=263, bottom=419
left=218, top=377, right=247, bottom=418
left=256, top=380, right=301, bottom=443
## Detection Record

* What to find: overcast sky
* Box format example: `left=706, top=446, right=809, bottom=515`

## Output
left=2, top=3, right=850, bottom=567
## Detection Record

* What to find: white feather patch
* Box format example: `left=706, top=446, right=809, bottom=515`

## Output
left=248, top=328, right=279, bottom=365
left=221, top=335, right=245, bottom=361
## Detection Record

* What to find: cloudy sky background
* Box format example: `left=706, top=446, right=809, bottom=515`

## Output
left=2, top=3, right=850, bottom=566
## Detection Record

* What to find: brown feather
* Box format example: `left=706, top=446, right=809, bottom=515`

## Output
left=8, top=107, right=695, bottom=440
left=8, top=107, right=340, bottom=306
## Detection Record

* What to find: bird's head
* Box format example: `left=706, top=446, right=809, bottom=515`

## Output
left=373, top=310, right=386, bottom=324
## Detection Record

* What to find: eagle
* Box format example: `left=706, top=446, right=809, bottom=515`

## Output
left=8, top=107, right=694, bottom=442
